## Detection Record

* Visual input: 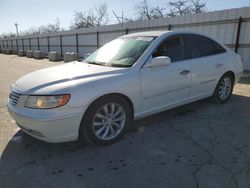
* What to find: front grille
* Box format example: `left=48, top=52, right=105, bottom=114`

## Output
left=9, top=91, right=21, bottom=106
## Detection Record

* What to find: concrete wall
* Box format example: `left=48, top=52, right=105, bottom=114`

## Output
left=1, top=7, right=250, bottom=70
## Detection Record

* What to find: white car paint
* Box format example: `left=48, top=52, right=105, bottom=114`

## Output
left=8, top=30, right=243, bottom=143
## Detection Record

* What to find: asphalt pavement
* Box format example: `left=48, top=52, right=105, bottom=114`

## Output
left=0, top=54, right=250, bottom=188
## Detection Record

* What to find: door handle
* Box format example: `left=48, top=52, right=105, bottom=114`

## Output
left=215, top=63, right=223, bottom=68
left=180, top=70, right=190, bottom=75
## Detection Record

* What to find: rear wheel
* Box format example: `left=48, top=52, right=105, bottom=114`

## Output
left=212, top=73, right=234, bottom=103
left=80, top=95, right=132, bottom=145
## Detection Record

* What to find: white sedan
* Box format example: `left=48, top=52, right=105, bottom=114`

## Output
left=8, top=31, right=243, bottom=145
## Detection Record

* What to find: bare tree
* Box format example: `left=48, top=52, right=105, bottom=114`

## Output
left=135, top=0, right=165, bottom=20
left=21, top=27, right=41, bottom=36
left=1, top=18, right=63, bottom=38
left=70, top=2, right=109, bottom=29
left=37, top=18, right=63, bottom=34
left=1, top=32, right=16, bottom=38
left=17, top=18, right=64, bottom=36
left=190, top=0, right=206, bottom=13
left=46, top=18, right=62, bottom=32
left=71, top=11, right=94, bottom=29
left=135, top=0, right=152, bottom=20
left=94, top=3, right=109, bottom=26
left=124, top=18, right=134, bottom=23
left=153, top=7, right=165, bottom=18
left=135, top=0, right=206, bottom=20
left=168, top=0, right=191, bottom=16
left=168, top=0, right=206, bottom=16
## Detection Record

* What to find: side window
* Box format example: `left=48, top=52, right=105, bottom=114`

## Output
left=184, top=34, right=226, bottom=59
left=210, top=40, right=226, bottom=54
left=153, top=36, right=185, bottom=62
left=184, top=35, right=214, bottom=58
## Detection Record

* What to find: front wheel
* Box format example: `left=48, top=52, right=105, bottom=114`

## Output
left=212, top=74, right=234, bottom=103
left=80, top=95, right=132, bottom=145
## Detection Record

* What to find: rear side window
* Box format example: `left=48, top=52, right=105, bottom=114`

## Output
left=210, top=39, right=226, bottom=54
left=184, top=34, right=226, bottom=59
left=153, top=36, right=185, bottom=62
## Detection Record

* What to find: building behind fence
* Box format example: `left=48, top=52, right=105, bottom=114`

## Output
left=0, top=7, right=250, bottom=70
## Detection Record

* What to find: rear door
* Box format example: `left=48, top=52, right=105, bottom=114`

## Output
left=183, top=34, right=227, bottom=99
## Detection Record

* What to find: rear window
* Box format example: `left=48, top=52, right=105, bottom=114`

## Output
left=184, top=34, right=226, bottom=59
left=210, top=39, right=226, bottom=54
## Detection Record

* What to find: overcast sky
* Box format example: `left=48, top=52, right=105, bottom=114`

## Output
left=0, top=0, right=249, bottom=34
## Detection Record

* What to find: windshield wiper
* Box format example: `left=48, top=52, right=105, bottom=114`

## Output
left=86, top=61, right=107, bottom=66
left=110, top=64, right=131, bottom=68
left=85, top=61, right=131, bottom=68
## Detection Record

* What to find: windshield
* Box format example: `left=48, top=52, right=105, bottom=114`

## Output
left=84, top=36, right=155, bottom=67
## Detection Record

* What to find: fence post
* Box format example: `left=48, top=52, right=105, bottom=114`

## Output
left=76, top=33, right=79, bottom=54
left=7, top=40, right=9, bottom=49
left=11, top=40, right=13, bottom=52
left=37, top=37, right=40, bottom=50
left=168, top=24, right=172, bottom=30
left=21, top=38, right=24, bottom=50
left=59, top=35, right=63, bottom=57
left=125, top=28, right=128, bottom=35
left=47, top=36, right=50, bottom=53
left=235, top=17, right=243, bottom=53
left=96, top=32, right=99, bottom=49
left=29, top=38, right=31, bottom=50
left=16, top=39, right=18, bottom=52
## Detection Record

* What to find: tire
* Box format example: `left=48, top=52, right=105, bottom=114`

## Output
left=80, top=95, right=132, bottom=146
left=212, top=73, right=234, bottom=104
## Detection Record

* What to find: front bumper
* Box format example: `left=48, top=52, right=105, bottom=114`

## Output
left=8, top=103, right=85, bottom=143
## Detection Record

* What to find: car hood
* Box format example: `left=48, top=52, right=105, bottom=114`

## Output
left=13, top=61, right=128, bottom=93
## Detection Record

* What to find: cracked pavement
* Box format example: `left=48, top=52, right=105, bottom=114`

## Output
left=0, top=54, right=250, bottom=188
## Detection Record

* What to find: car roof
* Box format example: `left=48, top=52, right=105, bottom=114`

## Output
left=121, top=30, right=212, bottom=38
left=122, top=31, right=170, bottom=37
left=119, top=30, right=229, bottom=52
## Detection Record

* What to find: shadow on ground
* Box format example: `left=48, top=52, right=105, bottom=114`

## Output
left=1, top=94, right=250, bottom=188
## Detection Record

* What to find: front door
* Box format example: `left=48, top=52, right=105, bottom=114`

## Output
left=140, top=35, right=191, bottom=114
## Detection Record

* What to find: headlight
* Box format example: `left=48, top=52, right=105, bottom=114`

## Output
left=24, top=94, right=70, bottom=109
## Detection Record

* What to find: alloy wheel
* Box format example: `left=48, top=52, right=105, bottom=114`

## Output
left=92, top=103, right=126, bottom=140
left=218, top=77, right=232, bottom=100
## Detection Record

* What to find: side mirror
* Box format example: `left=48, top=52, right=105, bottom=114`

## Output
left=144, top=56, right=171, bottom=68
